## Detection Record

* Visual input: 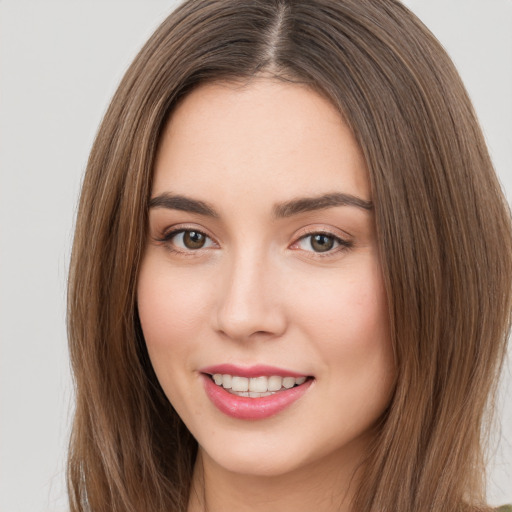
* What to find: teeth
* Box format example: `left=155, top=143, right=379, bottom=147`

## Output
left=222, top=374, right=232, bottom=389
left=211, top=374, right=308, bottom=394
left=268, top=376, right=282, bottom=391
left=282, top=377, right=295, bottom=389
left=249, top=376, right=268, bottom=392
left=231, top=376, right=249, bottom=392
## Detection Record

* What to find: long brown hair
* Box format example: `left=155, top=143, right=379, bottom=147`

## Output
left=67, top=1, right=512, bottom=511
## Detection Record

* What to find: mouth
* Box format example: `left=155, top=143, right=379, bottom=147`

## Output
left=208, top=373, right=309, bottom=397
left=200, top=365, right=314, bottom=420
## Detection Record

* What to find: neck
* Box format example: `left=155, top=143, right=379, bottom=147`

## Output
left=187, top=442, right=367, bottom=512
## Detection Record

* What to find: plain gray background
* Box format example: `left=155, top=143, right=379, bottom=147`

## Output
left=0, top=1, right=511, bottom=511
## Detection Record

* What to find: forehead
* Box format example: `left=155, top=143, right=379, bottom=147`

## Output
left=153, top=79, right=370, bottom=204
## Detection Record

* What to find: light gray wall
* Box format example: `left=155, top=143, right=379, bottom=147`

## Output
left=0, top=1, right=510, bottom=510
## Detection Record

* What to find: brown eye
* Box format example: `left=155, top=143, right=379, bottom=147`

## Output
left=162, top=229, right=215, bottom=251
left=182, top=230, right=207, bottom=249
left=310, top=234, right=335, bottom=252
left=293, top=231, right=352, bottom=255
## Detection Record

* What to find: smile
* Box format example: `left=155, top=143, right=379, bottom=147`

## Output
left=200, top=365, right=313, bottom=420
left=211, top=374, right=307, bottom=397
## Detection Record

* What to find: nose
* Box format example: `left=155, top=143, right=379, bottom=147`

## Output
left=214, top=250, right=287, bottom=342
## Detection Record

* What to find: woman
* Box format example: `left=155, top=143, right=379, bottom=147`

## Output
left=67, top=0, right=512, bottom=511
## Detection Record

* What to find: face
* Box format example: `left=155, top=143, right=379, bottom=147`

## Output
left=137, top=79, right=395, bottom=479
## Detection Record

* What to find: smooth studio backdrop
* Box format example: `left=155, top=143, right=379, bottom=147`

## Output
left=0, top=1, right=511, bottom=511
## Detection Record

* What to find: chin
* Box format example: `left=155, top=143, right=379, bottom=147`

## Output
left=197, top=433, right=310, bottom=478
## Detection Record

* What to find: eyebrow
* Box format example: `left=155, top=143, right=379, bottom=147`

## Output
left=272, top=192, right=373, bottom=218
left=149, top=193, right=219, bottom=217
left=148, top=192, right=373, bottom=218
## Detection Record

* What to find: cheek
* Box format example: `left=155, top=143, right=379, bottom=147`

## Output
left=138, top=258, right=205, bottom=331
left=296, top=258, right=387, bottom=335
left=291, top=254, right=393, bottom=377
left=136, top=257, right=211, bottom=373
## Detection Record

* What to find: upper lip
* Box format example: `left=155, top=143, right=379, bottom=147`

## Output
left=200, top=364, right=309, bottom=378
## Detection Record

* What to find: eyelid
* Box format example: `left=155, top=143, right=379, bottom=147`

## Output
left=289, top=225, right=353, bottom=255
left=155, top=224, right=219, bottom=253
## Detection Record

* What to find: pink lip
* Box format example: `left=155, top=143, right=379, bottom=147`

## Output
left=200, top=364, right=307, bottom=378
left=200, top=370, right=313, bottom=421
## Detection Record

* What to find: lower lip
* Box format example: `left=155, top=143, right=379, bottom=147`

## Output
left=202, top=375, right=313, bottom=420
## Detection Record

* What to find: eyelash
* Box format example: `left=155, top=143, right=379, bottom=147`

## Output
left=156, top=227, right=353, bottom=258
left=156, top=227, right=217, bottom=257
left=291, top=229, right=353, bottom=257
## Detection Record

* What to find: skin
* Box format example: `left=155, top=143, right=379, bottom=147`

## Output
left=137, top=79, right=396, bottom=512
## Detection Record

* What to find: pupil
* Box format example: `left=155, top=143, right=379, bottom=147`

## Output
left=311, top=234, right=334, bottom=252
left=184, top=231, right=205, bottom=249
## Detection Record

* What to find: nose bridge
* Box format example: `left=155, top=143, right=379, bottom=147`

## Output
left=215, top=244, right=286, bottom=341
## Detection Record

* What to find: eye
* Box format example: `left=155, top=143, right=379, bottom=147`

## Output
left=163, top=229, right=216, bottom=251
left=293, top=232, right=351, bottom=254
